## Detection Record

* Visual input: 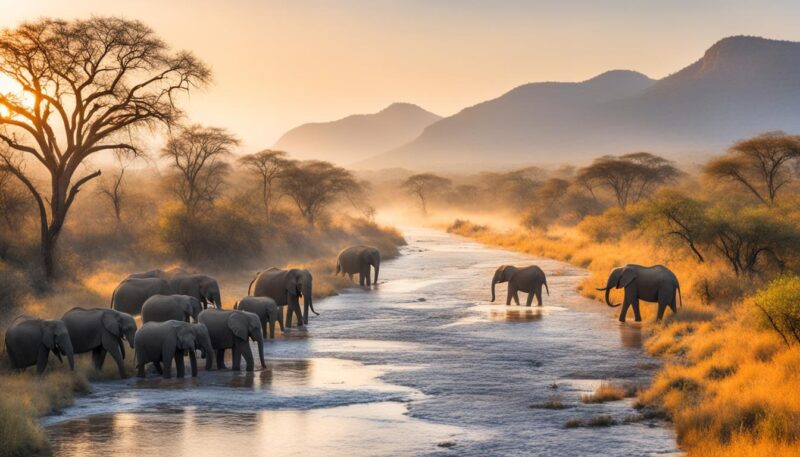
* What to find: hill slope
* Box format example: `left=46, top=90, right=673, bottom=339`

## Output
left=273, top=103, right=441, bottom=164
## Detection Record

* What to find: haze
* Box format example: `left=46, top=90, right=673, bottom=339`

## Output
left=3, top=0, right=800, bottom=154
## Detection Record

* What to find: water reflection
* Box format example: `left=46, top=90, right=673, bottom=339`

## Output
left=488, top=307, right=544, bottom=322
left=619, top=324, right=643, bottom=348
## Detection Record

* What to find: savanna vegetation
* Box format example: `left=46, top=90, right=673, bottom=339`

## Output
left=434, top=133, right=800, bottom=456
left=0, top=17, right=403, bottom=456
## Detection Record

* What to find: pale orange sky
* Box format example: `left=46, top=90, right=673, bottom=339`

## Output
left=2, top=0, right=800, bottom=154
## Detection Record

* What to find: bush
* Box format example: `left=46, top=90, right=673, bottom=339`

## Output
left=753, top=276, right=800, bottom=346
left=577, top=207, right=639, bottom=242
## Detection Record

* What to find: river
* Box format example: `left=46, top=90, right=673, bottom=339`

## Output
left=43, top=227, right=678, bottom=456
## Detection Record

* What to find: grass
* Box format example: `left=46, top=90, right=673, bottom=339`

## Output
left=529, top=396, right=567, bottom=410
left=581, top=382, right=628, bottom=404
left=450, top=219, right=800, bottom=456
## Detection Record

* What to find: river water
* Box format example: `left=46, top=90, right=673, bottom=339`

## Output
left=44, top=228, right=678, bottom=456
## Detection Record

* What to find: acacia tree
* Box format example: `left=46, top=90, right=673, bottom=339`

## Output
left=0, top=17, right=209, bottom=278
left=238, top=149, right=290, bottom=223
left=161, top=125, right=238, bottom=215
left=280, top=160, right=360, bottom=225
left=641, top=190, right=709, bottom=263
left=577, top=152, right=680, bottom=209
left=402, top=173, right=451, bottom=215
left=704, top=132, right=800, bottom=205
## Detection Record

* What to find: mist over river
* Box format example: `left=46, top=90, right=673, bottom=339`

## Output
left=43, top=228, right=678, bottom=456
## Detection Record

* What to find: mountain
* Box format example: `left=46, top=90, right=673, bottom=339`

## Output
left=273, top=103, right=441, bottom=164
left=360, top=36, right=800, bottom=170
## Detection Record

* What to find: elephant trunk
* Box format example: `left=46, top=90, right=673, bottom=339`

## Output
left=255, top=331, right=266, bottom=368
left=213, top=290, right=222, bottom=309
left=304, top=283, right=318, bottom=316
left=601, top=283, right=621, bottom=308
left=491, top=279, right=498, bottom=302
left=59, top=336, right=75, bottom=371
left=374, top=260, right=380, bottom=284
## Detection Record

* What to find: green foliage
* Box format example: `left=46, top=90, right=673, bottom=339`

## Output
left=753, top=276, right=800, bottom=345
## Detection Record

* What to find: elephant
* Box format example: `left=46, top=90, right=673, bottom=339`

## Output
left=127, top=268, right=221, bottom=309
left=336, top=245, right=381, bottom=286
left=597, top=264, right=682, bottom=322
left=127, top=267, right=189, bottom=281
left=235, top=296, right=284, bottom=339
left=248, top=268, right=318, bottom=327
left=198, top=309, right=265, bottom=371
left=134, top=321, right=213, bottom=379
left=491, top=265, right=550, bottom=306
left=4, top=316, right=74, bottom=374
left=141, top=294, right=203, bottom=324
left=61, top=307, right=137, bottom=378
left=111, top=277, right=171, bottom=316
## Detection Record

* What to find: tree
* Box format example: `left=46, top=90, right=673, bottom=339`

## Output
left=0, top=17, right=210, bottom=278
left=97, top=166, right=126, bottom=221
left=704, top=131, right=800, bottom=205
left=161, top=125, right=238, bottom=215
left=238, top=149, right=290, bottom=223
left=401, top=173, right=451, bottom=215
left=578, top=152, right=681, bottom=209
left=640, top=190, right=708, bottom=263
left=280, top=160, right=360, bottom=225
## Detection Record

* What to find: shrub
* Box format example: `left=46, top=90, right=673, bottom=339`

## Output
left=752, top=276, right=800, bottom=346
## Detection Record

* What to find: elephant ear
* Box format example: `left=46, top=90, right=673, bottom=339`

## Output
left=619, top=268, right=638, bottom=288
left=228, top=312, right=249, bottom=340
left=102, top=312, right=121, bottom=337
left=42, top=322, right=56, bottom=349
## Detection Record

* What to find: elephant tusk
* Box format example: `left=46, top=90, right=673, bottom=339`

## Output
left=596, top=287, right=608, bottom=291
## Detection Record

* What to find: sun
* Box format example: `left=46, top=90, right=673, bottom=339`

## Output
left=0, top=73, right=34, bottom=118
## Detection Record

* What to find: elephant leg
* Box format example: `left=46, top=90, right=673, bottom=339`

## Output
left=286, top=302, right=294, bottom=328
left=277, top=308, right=285, bottom=331
left=268, top=319, right=275, bottom=339
left=232, top=344, right=242, bottom=371
left=216, top=349, right=226, bottom=370
left=153, top=361, right=163, bottom=375
left=303, top=301, right=309, bottom=325
left=513, top=289, right=521, bottom=306
left=137, top=362, right=146, bottom=378
left=92, top=347, right=106, bottom=371
left=618, top=301, right=630, bottom=323
left=365, top=268, right=372, bottom=287
left=36, top=347, right=49, bottom=374
left=359, top=272, right=365, bottom=287
left=162, top=347, right=174, bottom=379
left=525, top=291, right=534, bottom=307
left=175, top=351, right=185, bottom=378
left=506, top=288, right=512, bottom=306
left=656, top=301, right=667, bottom=321
left=189, top=351, right=198, bottom=377
left=241, top=341, right=255, bottom=372
left=107, top=343, right=127, bottom=378
left=535, top=286, right=543, bottom=306
left=632, top=298, right=642, bottom=322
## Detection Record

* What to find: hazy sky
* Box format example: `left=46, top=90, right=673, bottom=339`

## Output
left=3, top=0, right=800, bottom=153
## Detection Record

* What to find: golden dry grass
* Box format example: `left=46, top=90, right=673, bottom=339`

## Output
left=581, top=382, right=627, bottom=404
left=450, top=219, right=800, bottom=455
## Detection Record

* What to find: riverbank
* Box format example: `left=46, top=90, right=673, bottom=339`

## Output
left=447, top=220, right=800, bottom=457
left=42, top=227, right=677, bottom=456
left=0, top=220, right=405, bottom=457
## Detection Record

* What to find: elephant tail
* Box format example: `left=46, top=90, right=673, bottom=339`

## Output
left=544, top=281, right=550, bottom=296
left=677, top=285, right=683, bottom=308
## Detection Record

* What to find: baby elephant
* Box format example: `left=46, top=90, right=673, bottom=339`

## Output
left=5, top=316, right=75, bottom=374
left=198, top=309, right=265, bottom=372
left=141, top=294, right=203, bottom=323
left=134, top=321, right=213, bottom=379
left=491, top=265, right=550, bottom=306
left=235, top=296, right=284, bottom=339
left=61, top=307, right=137, bottom=378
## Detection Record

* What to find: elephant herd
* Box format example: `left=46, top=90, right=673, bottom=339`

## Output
left=491, top=263, right=681, bottom=323
left=3, top=245, right=383, bottom=378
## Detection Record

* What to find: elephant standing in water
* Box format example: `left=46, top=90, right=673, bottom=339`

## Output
left=128, top=267, right=222, bottom=310
left=111, top=277, right=171, bottom=316
left=141, top=295, right=203, bottom=323
left=336, top=245, right=381, bottom=287
left=134, top=321, right=213, bottom=378
left=198, top=309, right=265, bottom=371
left=235, top=296, right=284, bottom=339
left=61, top=308, right=137, bottom=378
left=249, top=268, right=317, bottom=327
left=491, top=265, right=550, bottom=306
left=5, top=316, right=75, bottom=373
left=597, top=264, right=681, bottom=322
